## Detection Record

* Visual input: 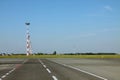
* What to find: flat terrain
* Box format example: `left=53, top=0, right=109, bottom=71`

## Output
left=0, top=58, right=120, bottom=80
left=0, top=55, right=120, bottom=58
left=49, top=58, right=120, bottom=80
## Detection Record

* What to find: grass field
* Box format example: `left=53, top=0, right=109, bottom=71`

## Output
left=0, top=55, right=120, bottom=58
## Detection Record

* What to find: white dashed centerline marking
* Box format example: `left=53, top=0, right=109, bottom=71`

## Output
left=8, top=70, right=12, bottom=73
left=43, top=65, right=46, bottom=68
left=39, top=59, right=59, bottom=80
left=52, top=76, right=58, bottom=80
left=41, top=62, right=44, bottom=65
left=38, top=59, right=44, bottom=65
left=1, top=75, right=6, bottom=78
left=46, top=68, right=51, bottom=73
left=5, top=73, right=9, bottom=76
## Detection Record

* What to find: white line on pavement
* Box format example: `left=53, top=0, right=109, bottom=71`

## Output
left=38, top=59, right=44, bottom=65
left=39, top=59, right=59, bottom=80
left=0, top=68, right=16, bottom=79
left=1, top=75, right=6, bottom=78
left=5, top=73, right=9, bottom=76
left=22, top=59, right=28, bottom=64
left=43, top=65, right=46, bottom=68
left=41, top=62, right=44, bottom=65
left=61, top=63, right=108, bottom=80
left=9, top=70, right=12, bottom=73
left=46, top=68, right=51, bottom=73
left=52, top=76, right=58, bottom=80
left=12, top=68, right=16, bottom=71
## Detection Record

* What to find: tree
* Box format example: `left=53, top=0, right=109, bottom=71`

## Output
left=53, top=51, right=57, bottom=55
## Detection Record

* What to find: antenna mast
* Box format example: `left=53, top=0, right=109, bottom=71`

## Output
left=25, top=22, right=32, bottom=56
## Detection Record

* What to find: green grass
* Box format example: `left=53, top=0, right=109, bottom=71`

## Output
left=0, top=55, right=120, bottom=58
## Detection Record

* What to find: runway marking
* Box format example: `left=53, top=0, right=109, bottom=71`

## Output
left=1, top=75, right=6, bottom=78
left=43, top=65, right=46, bottom=68
left=8, top=70, right=12, bottom=73
left=0, top=59, right=27, bottom=80
left=12, top=68, right=16, bottom=71
left=22, top=59, right=28, bottom=64
left=46, top=68, right=51, bottom=73
left=0, top=67, right=16, bottom=79
left=52, top=76, right=58, bottom=80
left=5, top=73, right=9, bottom=76
left=39, top=59, right=59, bottom=80
left=60, top=63, right=108, bottom=80
left=38, top=59, right=44, bottom=65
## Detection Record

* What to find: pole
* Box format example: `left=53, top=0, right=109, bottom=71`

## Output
left=25, top=22, right=32, bottom=56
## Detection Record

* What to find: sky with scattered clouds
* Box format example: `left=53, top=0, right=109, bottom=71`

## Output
left=104, top=5, right=112, bottom=11
left=0, top=0, right=120, bottom=53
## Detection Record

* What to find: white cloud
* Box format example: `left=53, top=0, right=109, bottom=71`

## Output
left=86, top=14, right=103, bottom=17
left=102, top=28, right=120, bottom=32
left=104, top=5, right=112, bottom=11
left=79, top=33, right=96, bottom=37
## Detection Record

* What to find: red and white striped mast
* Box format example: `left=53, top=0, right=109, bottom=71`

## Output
left=25, top=22, right=32, bottom=56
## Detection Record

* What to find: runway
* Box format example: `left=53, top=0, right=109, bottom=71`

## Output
left=0, top=58, right=120, bottom=80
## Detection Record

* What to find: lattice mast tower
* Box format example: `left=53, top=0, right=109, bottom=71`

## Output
left=25, top=22, right=32, bottom=56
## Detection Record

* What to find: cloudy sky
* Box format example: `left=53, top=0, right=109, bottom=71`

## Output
left=0, top=0, right=120, bottom=53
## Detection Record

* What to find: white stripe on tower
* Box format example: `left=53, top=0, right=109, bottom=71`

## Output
left=25, top=22, right=32, bottom=56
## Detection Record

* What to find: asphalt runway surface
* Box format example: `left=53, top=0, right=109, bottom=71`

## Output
left=0, top=58, right=120, bottom=80
left=49, top=58, right=120, bottom=80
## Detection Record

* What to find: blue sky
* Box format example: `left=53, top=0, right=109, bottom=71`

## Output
left=0, top=0, right=120, bottom=53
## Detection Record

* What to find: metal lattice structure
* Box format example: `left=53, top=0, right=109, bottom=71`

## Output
left=25, top=22, right=32, bottom=56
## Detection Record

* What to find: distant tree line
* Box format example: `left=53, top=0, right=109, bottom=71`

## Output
left=0, top=52, right=117, bottom=56
left=36, top=51, right=57, bottom=55
left=33, top=52, right=117, bottom=55
left=63, top=53, right=117, bottom=55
